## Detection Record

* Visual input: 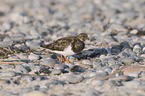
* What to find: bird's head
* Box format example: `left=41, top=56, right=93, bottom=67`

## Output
left=77, top=33, right=89, bottom=42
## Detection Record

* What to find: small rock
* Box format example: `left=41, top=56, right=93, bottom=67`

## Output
left=40, top=58, right=58, bottom=67
left=9, top=56, right=20, bottom=59
left=23, top=91, right=47, bottom=96
left=93, top=60, right=103, bottom=70
left=45, top=79, right=65, bottom=88
left=51, top=69, right=61, bottom=75
left=124, top=80, right=141, bottom=88
left=81, top=60, right=93, bottom=66
left=2, top=37, right=13, bottom=47
left=107, top=80, right=121, bottom=87
left=133, top=45, right=142, bottom=54
left=84, top=89, right=101, bottom=96
left=91, top=79, right=104, bottom=86
left=92, top=72, right=108, bottom=79
left=121, top=57, right=134, bottom=65
left=54, top=64, right=69, bottom=71
left=2, top=22, right=13, bottom=31
left=142, top=47, right=145, bottom=53
left=104, top=67, right=113, bottom=74
left=130, top=29, right=138, bottom=35
left=141, top=71, right=145, bottom=79
left=20, top=76, right=34, bottom=83
left=29, top=53, right=40, bottom=60
left=1, top=71, right=17, bottom=77
left=108, top=58, right=116, bottom=66
left=70, top=65, right=83, bottom=72
left=63, top=74, right=83, bottom=84
left=127, top=72, right=141, bottom=78
left=38, top=67, right=50, bottom=74
left=120, top=41, right=132, bottom=49
left=15, top=65, right=29, bottom=74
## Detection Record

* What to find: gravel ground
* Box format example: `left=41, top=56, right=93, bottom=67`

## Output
left=0, top=0, right=145, bottom=96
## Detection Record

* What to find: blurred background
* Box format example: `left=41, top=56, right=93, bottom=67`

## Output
left=0, top=0, right=145, bottom=47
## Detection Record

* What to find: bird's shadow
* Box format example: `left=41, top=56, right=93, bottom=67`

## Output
left=71, top=41, right=132, bottom=60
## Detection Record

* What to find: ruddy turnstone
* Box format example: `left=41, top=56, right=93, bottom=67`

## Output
left=41, top=33, right=89, bottom=64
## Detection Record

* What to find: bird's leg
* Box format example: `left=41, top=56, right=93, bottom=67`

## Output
left=61, top=54, right=65, bottom=62
left=64, top=56, right=70, bottom=64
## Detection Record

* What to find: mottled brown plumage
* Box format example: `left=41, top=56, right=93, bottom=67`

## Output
left=41, top=33, right=89, bottom=54
left=41, top=33, right=89, bottom=63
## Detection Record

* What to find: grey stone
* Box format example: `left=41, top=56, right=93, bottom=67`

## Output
left=70, top=65, right=83, bottom=73
left=45, top=79, right=65, bottom=88
left=91, top=79, right=104, bottom=86
left=51, top=69, right=61, bottom=75
left=124, top=80, right=141, bottom=88
left=20, top=76, right=34, bottom=83
left=15, top=65, right=29, bottom=74
left=108, top=58, right=116, bottom=66
left=127, top=71, right=142, bottom=78
left=1, top=71, right=17, bottom=77
left=40, top=58, right=57, bottom=67
left=28, top=53, right=40, bottom=60
left=63, top=74, right=83, bottom=84
left=92, top=72, right=108, bottom=79
left=107, top=80, right=121, bottom=87
left=133, top=44, right=142, bottom=54
left=93, top=60, right=103, bottom=70
left=81, top=60, right=93, bottom=66
left=9, top=56, right=20, bottom=59
left=2, top=22, right=13, bottom=31
left=54, top=64, right=69, bottom=71
left=121, top=57, right=134, bottom=65
left=23, top=91, right=47, bottom=96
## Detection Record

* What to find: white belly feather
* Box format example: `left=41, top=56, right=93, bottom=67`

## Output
left=46, top=45, right=75, bottom=56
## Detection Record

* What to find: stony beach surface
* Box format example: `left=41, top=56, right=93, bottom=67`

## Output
left=0, top=0, right=145, bottom=96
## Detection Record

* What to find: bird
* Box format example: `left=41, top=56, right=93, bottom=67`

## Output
left=40, top=33, right=89, bottom=64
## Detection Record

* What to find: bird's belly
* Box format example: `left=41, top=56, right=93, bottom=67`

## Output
left=50, top=45, right=75, bottom=56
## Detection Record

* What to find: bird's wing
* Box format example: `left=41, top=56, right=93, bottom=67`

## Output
left=71, top=38, right=85, bottom=53
left=41, top=37, right=72, bottom=51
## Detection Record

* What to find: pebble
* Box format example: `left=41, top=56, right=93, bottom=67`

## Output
left=81, top=59, right=93, bottom=66
left=20, top=76, right=34, bottom=83
left=51, top=69, right=61, bottom=75
left=15, top=65, right=29, bottom=74
left=133, top=44, right=142, bottom=54
left=124, top=80, right=141, bottom=88
left=91, top=79, right=104, bottom=86
left=45, top=79, right=65, bottom=88
left=54, top=64, right=69, bottom=71
left=28, top=53, right=40, bottom=60
left=92, top=72, right=108, bottom=80
left=1, top=71, right=17, bottom=77
left=130, top=29, right=138, bottom=35
left=63, top=74, right=83, bottom=84
left=23, top=91, right=47, bottom=96
left=2, top=22, right=13, bottom=31
left=108, top=58, right=116, bottom=66
left=70, top=65, right=83, bottom=73
left=121, top=57, right=134, bottom=65
left=40, top=58, right=58, bottom=67
left=127, top=72, right=141, bottom=78
left=93, top=60, right=103, bottom=70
